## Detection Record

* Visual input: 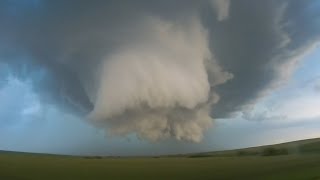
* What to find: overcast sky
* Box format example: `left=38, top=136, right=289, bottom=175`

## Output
left=0, top=0, right=319, bottom=156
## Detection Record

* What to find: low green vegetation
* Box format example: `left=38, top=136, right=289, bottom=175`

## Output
left=187, top=138, right=320, bottom=158
left=0, top=138, right=320, bottom=180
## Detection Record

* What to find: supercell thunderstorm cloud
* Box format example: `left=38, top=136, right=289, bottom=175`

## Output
left=0, top=0, right=320, bottom=144
left=89, top=17, right=232, bottom=142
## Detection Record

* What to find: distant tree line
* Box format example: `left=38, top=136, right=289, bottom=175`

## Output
left=237, top=147, right=289, bottom=157
left=261, top=147, right=289, bottom=156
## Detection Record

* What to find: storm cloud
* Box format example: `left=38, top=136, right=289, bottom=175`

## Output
left=0, top=0, right=319, bottom=142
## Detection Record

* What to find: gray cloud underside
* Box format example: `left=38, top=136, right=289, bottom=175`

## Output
left=0, top=0, right=319, bottom=141
left=204, top=0, right=320, bottom=117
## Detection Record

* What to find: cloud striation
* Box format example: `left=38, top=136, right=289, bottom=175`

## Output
left=0, top=0, right=319, bottom=142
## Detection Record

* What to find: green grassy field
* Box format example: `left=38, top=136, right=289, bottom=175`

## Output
left=1, top=138, right=320, bottom=180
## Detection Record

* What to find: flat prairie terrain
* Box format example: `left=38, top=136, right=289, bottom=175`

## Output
left=1, top=138, right=320, bottom=180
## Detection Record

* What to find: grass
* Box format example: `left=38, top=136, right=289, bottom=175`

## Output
left=1, top=138, right=320, bottom=180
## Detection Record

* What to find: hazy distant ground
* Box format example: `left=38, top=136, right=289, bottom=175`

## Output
left=1, top=138, right=320, bottom=180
